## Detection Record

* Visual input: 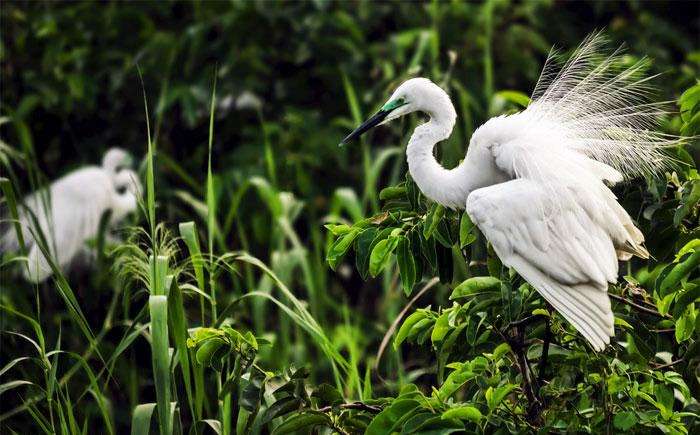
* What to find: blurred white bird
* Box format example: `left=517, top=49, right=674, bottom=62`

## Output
left=342, top=33, right=680, bottom=351
left=2, top=148, right=142, bottom=283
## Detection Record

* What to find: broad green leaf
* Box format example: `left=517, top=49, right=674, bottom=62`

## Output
left=441, top=405, right=482, bottom=423
left=431, top=311, right=451, bottom=344
left=365, top=399, right=421, bottom=435
left=327, top=229, right=360, bottom=270
left=394, top=311, right=428, bottom=349
left=675, top=306, right=696, bottom=343
left=613, top=411, right=637, bottom=431
left=311, top=384, right=344, bottom=407
left=396, top=236, right=417, bottom=296
left=379, top=185, right=407, bottom=201
left=272, top=411, right=332, bottom=435
left=369, top=236, right=399, bottom=277
left=261, top=397, right=304, bottom=424
left=194, top=338, right=226, bottom=366
left=459, top=212, right=476, bottom=248
left=672, top=285, right=700, bottom=319
left=492, top=342, right=511, bottom=360
left=438, top=363, right=477, bottom=401
left=356, top=228, right=379, bottom=279
left=679, top=83, right=700, bottom=123
left=658, top=251, right=700, bottom=296
left=450, top=277, right=501, bottom=299
left=486, top=384, right=516, bottom=412
left=423, top=203, right=445, bottom=239
left=324, top=223, right=351, bottom=236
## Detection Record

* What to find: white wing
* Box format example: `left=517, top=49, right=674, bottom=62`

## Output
left=3, top=167, right=115, bottom=283
left=467, top=137, right=649, bottom=351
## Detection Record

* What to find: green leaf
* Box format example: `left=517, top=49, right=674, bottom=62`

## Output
left=396, top=236, right=417, bottom=296
left=327, top=229, right=360, bottom=270
left=131, top=403, right=157, bottom=435
left=450, top=277, right=501, bottom=299
left=149, top=295, right=172, bottom=435
left=658, top=251, right=700, bottom=296
left=423, top=203, right=445, bottom=239
left=459, top=212, right=476, bottom=248
left=311, top=384, right=344, bottom=407
left=672, top=285, right=700, bottom=319
left=369, top=236, right=400, bottom=277
left=167, top=279, right=195, bottom=420
left=394, top=311, right=428, bottom=349
left=674, top=179, right=700, bottom=226
left=491, top=342, right=511, bottom=360
left=261, top=397, right=303, bottom=424
left=272, top=411, right=332, bottom=435
left=431, top=311, right=451, bottom=344
left=366, top=399, right=421, bottom=435
left=679, top=83, right=700, bottom=123
left=355, top=228, right=379, bottom=280
left=379, top=185, right=407, bottom=201
left=613, top=411, right=637, bottom=431
left=485, top=384, right=516, bottom=412
left=675, top=306, right=696, bottom=343
left=441, top=405, right=482, bottom=423
left=194, top=338, right=226, bottom=367
left=240, top=370, right=266, bottom=412
left=438, top=365, right=476, bottom=401
left=324, top=223, right=352, bottom=236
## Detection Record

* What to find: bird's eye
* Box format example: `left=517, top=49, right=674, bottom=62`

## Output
left=396, top=97, right=405, bottom=105
left=116, top=185, right=128, bottom=195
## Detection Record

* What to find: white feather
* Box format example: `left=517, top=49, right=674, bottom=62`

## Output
left=526, top=31, right=679, bottom=180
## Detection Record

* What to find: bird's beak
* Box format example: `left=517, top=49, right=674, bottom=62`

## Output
left=339, top=109, right=390, bottom=146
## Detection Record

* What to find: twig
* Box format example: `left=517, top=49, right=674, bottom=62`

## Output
left=652, top=359, right=683, bottom=370
left=317, top=402, right=383, bottom=414
left=609, top=293, right=672, bottom=319
left=374, top=277, right=440, bottom=375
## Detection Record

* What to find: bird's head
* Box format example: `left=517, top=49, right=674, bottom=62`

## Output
left=340, top=77, right=453, bottom=145
left=112, top=169, right=142, bottom=219
left=102, top=148, right=134, bottom=174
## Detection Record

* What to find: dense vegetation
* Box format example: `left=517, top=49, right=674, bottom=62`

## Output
left=1, top=1, right=698, bottom=434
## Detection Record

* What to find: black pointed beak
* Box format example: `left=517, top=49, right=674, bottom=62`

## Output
left=339, top=109, right=390, bottom=146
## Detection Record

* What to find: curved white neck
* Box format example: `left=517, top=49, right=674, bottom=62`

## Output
left=406, top=105, right=476, bottom=209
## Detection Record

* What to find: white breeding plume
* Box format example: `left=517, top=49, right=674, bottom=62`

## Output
left=341, top=33, right=682, bottom=351
left=2, top=148, right=142, bottom=283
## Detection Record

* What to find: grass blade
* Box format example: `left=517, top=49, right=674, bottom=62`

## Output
left=131, top=403, right=157, bottom=435
left=149, top=295, right=171, bottom=435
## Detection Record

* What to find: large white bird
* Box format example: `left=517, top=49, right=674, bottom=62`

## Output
left=2, top=148, right=142, bottom=283
left=341, top=33, right=679, bottom=351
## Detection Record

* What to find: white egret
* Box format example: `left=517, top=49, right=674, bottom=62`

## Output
left=341, top=33, right=680, bottom=351
left=1, top=148, right=142, bottom=283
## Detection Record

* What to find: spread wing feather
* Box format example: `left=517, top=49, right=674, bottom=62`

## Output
left=466, top=176, right=618, bottom=351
